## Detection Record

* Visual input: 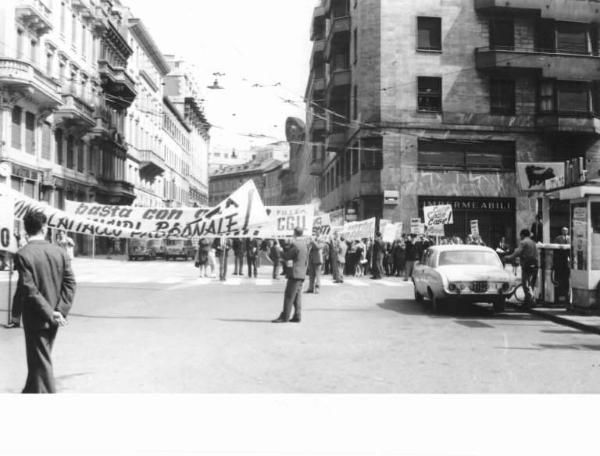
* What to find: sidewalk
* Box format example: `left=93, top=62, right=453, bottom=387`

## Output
left=525, top=306, right=600, bottom=335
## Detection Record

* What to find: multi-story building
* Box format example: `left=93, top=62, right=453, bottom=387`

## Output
left=250, top=141, right=290, bottom=163
left=209, top=158, right=285, bottom=207
left=164, top=55, right=210, bottom=206
left=208, top=145, right=254, bottom=175
left=0, top=0, right=136, bottom=253
left=301, top=0, right=600, bottom=246
left=125, top=15, right=171, bottom=208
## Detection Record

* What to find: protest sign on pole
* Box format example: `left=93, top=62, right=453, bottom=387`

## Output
left=328, top=209, right=344, bottom=226
left=313, top=213, right=331, bottom=237
left=382, top=222, right=398, bottom=243
left=423, top=205, right=453, bottom=226
left=260, top=204, right=315, bottom=238
left=395, top=222, right=404, bottom=239
left=470, top=220, right=479, bottom=236
left=410, top=218, right=422, bottom=234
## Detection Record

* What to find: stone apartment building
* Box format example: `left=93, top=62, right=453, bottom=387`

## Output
left=302, top=0, right=600, bottom=246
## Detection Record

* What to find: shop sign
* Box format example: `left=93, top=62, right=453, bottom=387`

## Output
left=420, top=197, right=514, bottom=212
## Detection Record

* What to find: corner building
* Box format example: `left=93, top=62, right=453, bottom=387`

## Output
left=304, top=0, right=600, bottom=246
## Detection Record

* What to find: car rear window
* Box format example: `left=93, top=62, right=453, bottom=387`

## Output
left=438, top=250, right=502, bottom=267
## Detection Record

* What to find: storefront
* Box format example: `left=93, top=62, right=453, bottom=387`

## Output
left=418, top=196, right=516, bottom=248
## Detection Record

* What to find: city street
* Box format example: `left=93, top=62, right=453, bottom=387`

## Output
left=1, top=257, right=600, bottom=393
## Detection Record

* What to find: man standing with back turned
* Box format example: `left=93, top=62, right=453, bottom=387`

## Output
left=272, top=227, right=308, bottom=323
left=14, top=211, right=76, bottom=393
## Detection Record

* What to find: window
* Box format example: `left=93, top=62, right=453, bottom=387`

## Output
left=557, top=81, right=589, bottom=114
left=66, top=135, right=74, bottom=169
left=55, top=128, right=63, bottom=165
left=417, top=17, right=442, bottom=51
left=60, top=2, right=66, bottom=36
left=417, top=77, right=442, bottom=112
left=332, top=0, right=349, bottom=18
left=11, top=106, right=22, bottom=149
left=30, top=40, right=38, bottom=65
left=71, top=14, right=77, bottom=48
left=417, top=139, right=515, bottom=172
left=556, top=22, right=588, bottom=54
left=490, top=79, right=515, bottom=114
left=353, top=28, right=358, bottom=63
left=539, top=79, right=555, bottom=113
left=489, top=19, right=514, bottom=50
left=332, top=49, right=350, bottom=71
left=353, top=85, right=358, bottom=119
left=41, top=123, right=51, bottom=160
left=25, top=112, right=35, bottom=154
left=594, top=82, right=600, bottom=116
left=536, top=20, right=555, bottom=52
left=346, top=149, right=351, bottom=179
left=77, top=141, right=84, bottom=172
left=352, top=145, right=359, bottom=175
left=361, top=137, right=383, bottom=170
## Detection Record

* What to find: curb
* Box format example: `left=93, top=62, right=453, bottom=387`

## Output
left=526, top=308, right=600, bottom=336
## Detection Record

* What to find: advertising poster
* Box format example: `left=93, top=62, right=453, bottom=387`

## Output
left=517, top=162, right=565, bottom=192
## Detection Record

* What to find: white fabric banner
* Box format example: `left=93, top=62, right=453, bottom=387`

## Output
left=0, top=196, right=18, bottom=253
left=5, top=180, right=269, bottom=239
left=260, top=205, right=315, bottom=238
left=339, top=217, right=376, bottom=241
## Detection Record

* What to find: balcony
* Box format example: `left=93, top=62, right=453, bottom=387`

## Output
left=0, top=58, right=61, bottom=107
left=474, top=0, right=600, bottom=22
left=54, top=92, right=95, bottom=130
left=98, top=60, right=137, bottom=107
left=475, top=47, right=600, bottom=79
left=139, top=149, right=166, bottom=181
left=310, top=39, right=326, bottom=69
left=310, top=159, right=325, bottom=176
left=537, top=113, right=600, bottom=135
left=311, top=117, right=327, bottom=134
left=327, top=68, right=351, bottom=101
left=16, top=0, right=53, bottom=35
left=325, top=123, right=348, bottom=152
left=325, top=16, right=351, bottom=60
left=310, top=5, right=326, bottom=41
left=71, top=0, right=94, bottom=20
left=97, top=179, right=136, bottom=204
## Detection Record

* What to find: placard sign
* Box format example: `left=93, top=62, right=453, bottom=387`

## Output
left=470, top=220, right=479, bottom=236
left=423, top=205, right=453, bottom=226
left=0, top=196, right=17, bottom=253
left=313, top=213, right=331, bottom=237
left=410, top=218, right=422, bottom=235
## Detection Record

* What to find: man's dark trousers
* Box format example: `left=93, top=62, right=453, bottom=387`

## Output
left=23, top=325, right=58, bottom=393
left=247, top=256, right=257, bottom=277
left=308, top=263, right=321, bottom=292
left=234, top=254, right=244, bottom=275
left=220, top=250, right=228, bottom=280
left=282, top=278, right=303, bottom=320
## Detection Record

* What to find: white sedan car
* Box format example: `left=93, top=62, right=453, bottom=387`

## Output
left=412, top=245, right=515, bottom=313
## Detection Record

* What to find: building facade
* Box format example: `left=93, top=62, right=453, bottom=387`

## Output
left=209, top=158, right=285, bottom=207
left=208, top=145, right=254, bottom=175
left=301, top=0, right=600, bottom=247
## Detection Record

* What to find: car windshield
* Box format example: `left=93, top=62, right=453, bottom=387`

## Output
left=438, top=250, right=502, bottom=267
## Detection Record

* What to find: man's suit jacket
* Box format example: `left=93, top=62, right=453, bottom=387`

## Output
left=284, top=238, right=308, bottom=280
left=373, top=239, right=385, bottom=260
left=14, top=240, right=76, bottom=331
left=337, top=240, right=348, bottom=264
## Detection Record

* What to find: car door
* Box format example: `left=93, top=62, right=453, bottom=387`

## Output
left=414, top=249, right=430, bottom=294
left=427, top=250, right=443, bottom=296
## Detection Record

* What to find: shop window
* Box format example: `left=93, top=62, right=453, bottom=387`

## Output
left=418, top=139, right=515, bottom=172
left=11, top=106, right=22, bottom=149
left=417, top=77, right=442, bottom=113
left=556, top=22, right=589, bottom=54
left=489, top=19, right=514, bottom=50
left=417, top=17, right=442, bottom=51
left=490, top=79, right=515, bottom=115
left=361, top=137, right=383, bottom=170
left=25, top=112, right=35, bottom=155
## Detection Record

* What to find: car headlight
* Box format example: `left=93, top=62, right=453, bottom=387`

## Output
left=501, top=282, right=510, bottom=292
left=448, top=283, right=457, bottom=292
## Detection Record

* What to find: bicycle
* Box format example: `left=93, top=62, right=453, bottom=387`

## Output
left=506, top=264, right=539, bottom=307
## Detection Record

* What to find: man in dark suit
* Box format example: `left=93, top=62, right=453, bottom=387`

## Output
left=232, top=238, right=244, bottom=275
left=371, top=232, right=385, bottom=280
left=272, top=227, right=308, bottom=323
left=14, top=211, right=76, bottom=393
left=246, top=237, right=259, bottom=278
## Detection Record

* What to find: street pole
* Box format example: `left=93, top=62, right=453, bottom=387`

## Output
left=6, top=255, right=13, bottom=326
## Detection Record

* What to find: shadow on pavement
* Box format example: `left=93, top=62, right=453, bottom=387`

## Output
left=68, top=313, right=172, bottom=320
left=536, top=343, right=600, bottom=351
left=217, top=318, right=273, bottom=324
left=377, top=299, right=545, bottom=323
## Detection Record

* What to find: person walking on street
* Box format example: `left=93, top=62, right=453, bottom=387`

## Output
left=371, top=232, right=385, bottom=280
left=246, top=237, right=259, bottom=278
left=404, top=235, right=418, bottom=281
left=329, top=233, right=340, bottom=282
left=336, top=236, right=347, bottom=283
left=195, top=238, right=210, bottom=278
left=56, top=230, right=75, bottom=259
left=13, top=211, right=76, bottom=393
left=530, top=214, right=543, bottom=243
left=322, top=240, right=330, bottom=275
left=272, top=227, right=308, bottom=323
left=504, top=229, right=539, bottom=308
left=219, top=237, right=232, bottom=281
left=306, top=236, right=323, bottom=293
left=268, top=239, right=282, bottom=279
left=232, top=238, right=244, bottom=275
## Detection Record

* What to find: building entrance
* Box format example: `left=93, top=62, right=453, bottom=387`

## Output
left=419, top=196, right=516, bottom=248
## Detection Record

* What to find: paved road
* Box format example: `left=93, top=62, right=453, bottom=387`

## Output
left=1, top=258, right=599, bottom=393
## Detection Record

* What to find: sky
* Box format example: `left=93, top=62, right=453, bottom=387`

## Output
left=124, top=0, right=317, bottom=153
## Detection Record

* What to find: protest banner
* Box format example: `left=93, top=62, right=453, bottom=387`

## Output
left=423, top=204, right=453, bottom=226
left=3, top=180, right=270, bottom=239
left=0, top=196, right=17, bottom=253
left=340, top=217, right=376, bottom=241
left=313, top=213, right=331, bottom=237
left=260, top=204, right=315, bottom=238
left=395, top=222, right=404, bottom=239
left=329, top=208, right=344, bottom=226
left=470, top=220, right=479, bottom=236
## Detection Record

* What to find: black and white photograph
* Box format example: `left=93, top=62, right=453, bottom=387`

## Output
left=1, top=0, right=600, bottom=454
